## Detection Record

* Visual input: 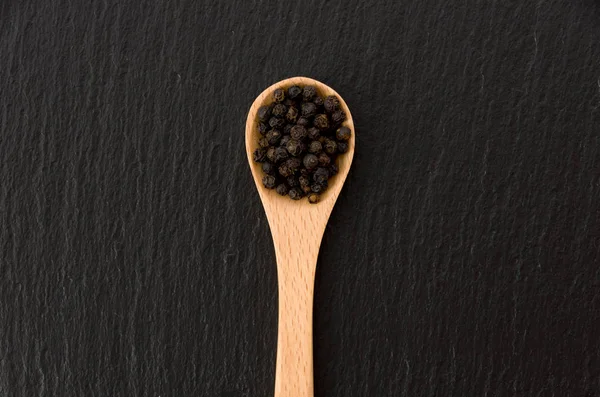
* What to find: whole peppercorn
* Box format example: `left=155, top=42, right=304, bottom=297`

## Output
left=258, top=105, right=272, bottom=121
left=300, top=168, right=310, bottom=178
left=288, top=85, right=302, bottom=100
left=290, top=125, right=308, bottom=140
left=258, top=136, right=270, bottom=148
left=324, top=96, right=340, bottom=113
left=323, top=139, right=337, bottom=155
left=299, top=175, right=310, bottom=188
left=273, top=88, right=285, bottom=102
left=337, top=141, right=349, bottom=153
left=336, top=126, right=351, bottom=141
left=286, top=106, right=299, bottom=123
left=262, top=162, right=275, bottom=175
left=272, top=103, right=287, bottom=117
left=278, top=162, right=293, bottom=177
left=329, top=163, right=338, bottom=176
left=286, top=139, right=305, bottom=157
left=253, top=148, right=267, bottom=162
left=307, top=127, right=320, bottom=140
left=289, top=188, right=303, bottom=200
left=283, top=98, right=296, bottom=107
left=287, top=176, right=299, bottom=187
left=309, top=140, right=322, bottom=154
left=301, top=185, right=312, bottom=194
left=258, top=122, right=268, bottom=135
left=273, top=147, right=289, bottom=163
left=313, top=114, right=329, bottom=130
left=313, top=96, right=324, bottom=108
left=266, top=146, right=277, bottom=162
left=283, top=124, right=293, bottom=135
left=331, top=110, right=346, bottom=125
left=313, top=167, right=329, bottom=183
left=279, top=135, right=291, bottom=147
left=303, top=154, right=319, bottom=170
left=311, top=183, right=325, bottom=193
left=262, top=175, right=276, bottom=189
left=269, top=117, right=285, bottom=129
left=302, top=85, right=317, bottom=101
left=266, top=129, right=282, bottom=145
left=317, top=152, right=331, bottom=166
left=301, top=102, right=317, bottom=118
left=286, top=157, right=301, bottom=172
left=297, top=117, right=310, bottom=127
left=308, top=193, right=319, bottom=204
left=276, top=184, right=289, bottom=196
left=318, top=136, right=327, bottom=144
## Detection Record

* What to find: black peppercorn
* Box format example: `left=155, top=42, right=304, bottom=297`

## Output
left=324, top=96, right=339, bottom=113
left=297, top=117, right=310, bottom=127
left=329, top=163, right=338, bottom=176
left=313, top=167, right=329, bottom=183
left=262, top=175, right=276, bottom=189
left=276, top=184, right=289, bottom=196
left=253, top=148, right=267, bottom=162
left=258, top=122, right=268, bottom=135
left=331, top=110, right=346, bottom=125
left=258, top=105, right=272, bottom=121
left=272, top=103, right=287, bottom=117
left=289, top=188, right=303, bottom=200
left=313, top=96, right=324, bottom=108
left=283, top=98, right=296, bottom=107
left=266, top=146, right=276, bottom=162
left=308, top=193, right=319, bottom=204
left=337, top=141, right=349, bottom=153
left=336, top=126, right=351, bottom=141
left=286, top=157, right=301, bottom=172
left=290, top=125, right=307, bottom=140
left=262, top=162, right=275, bottom=175
left=287, top=176, right=299, bottom=187
left=279, top=135, right=291, bottom=147
left=286, top=139, right=305, bottom=157
left=273, top=88, right=285, bottom=102
left=288, top=85, right=302, bottom=100
left=259, top=136, right=270, bottom=148
left=323, top=139, right=337, bottom=155
left=278, top=162, right=293, bottom=177
left=301, top=102, right=317, bottom=118
left=317, top=152, right=331, bottom=166
left=299, top=175, right=310, bottom=188
left=283, top=124, right=293, bottom=135
left=303, top=154, right=319, bottom=170
left=311, top=183, right=325, bottom=193
left=307, top=127, right=320, bottom=140
left=302, top=85, right=317, bottom=101
left=286, top=106, right=299, bottom=123
left=308, top=141, right=322, bottom=154
left=273, top=147, right=289, bottom=163
left=269, top=117, right=285, bottom=129
left=313, top=114, right=329, bottom=130
left=266, top=129, right=282, bottom=145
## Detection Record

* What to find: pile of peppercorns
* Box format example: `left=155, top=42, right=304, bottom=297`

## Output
left=252, top=85, right=352, bottom=203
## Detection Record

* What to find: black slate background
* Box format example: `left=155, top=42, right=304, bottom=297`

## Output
left=1, top=1, right=600, bottom=396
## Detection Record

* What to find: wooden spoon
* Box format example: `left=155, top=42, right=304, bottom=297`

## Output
left=245, top=77, right=355, bottom=397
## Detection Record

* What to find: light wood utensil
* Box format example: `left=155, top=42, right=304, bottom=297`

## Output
left=245, top=77, right=355, bottom=397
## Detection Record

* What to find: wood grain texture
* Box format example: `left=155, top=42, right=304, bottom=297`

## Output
left=1, top=0, right=600, bottom=396
left=245, top=77, right=354, bottom=397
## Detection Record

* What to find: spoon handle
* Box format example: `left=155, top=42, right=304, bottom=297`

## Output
left=273, top=236, right=321, bottom=397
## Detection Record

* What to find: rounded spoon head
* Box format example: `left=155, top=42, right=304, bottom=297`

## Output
left=245, top=77, right=355, bottom=224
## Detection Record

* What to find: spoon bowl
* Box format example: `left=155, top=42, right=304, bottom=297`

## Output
left=245, top=77, right=354, bottom=397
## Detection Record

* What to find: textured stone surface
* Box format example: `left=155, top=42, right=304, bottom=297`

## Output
left=1, top=0, right=600, bottom=396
